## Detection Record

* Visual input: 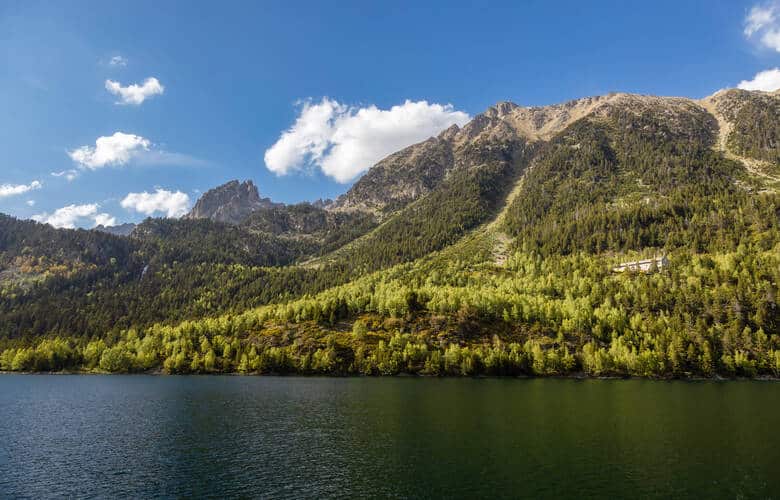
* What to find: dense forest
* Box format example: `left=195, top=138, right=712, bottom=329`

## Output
left=1, top=89, right=779, bottom=377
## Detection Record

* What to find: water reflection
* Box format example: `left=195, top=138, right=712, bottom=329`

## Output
left=0, top=376, right=777, bottom=498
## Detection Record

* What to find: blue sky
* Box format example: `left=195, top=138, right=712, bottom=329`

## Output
left=1, top=0, right=779, bottom=227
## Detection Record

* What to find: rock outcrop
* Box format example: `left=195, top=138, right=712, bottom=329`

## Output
left=186, top=180, right=281, bottom=224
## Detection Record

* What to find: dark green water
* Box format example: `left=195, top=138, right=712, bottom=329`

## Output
left=0, top=376, right=778, bottom=499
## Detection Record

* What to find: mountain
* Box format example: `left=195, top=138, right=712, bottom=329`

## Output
left=186, top=180, right=281, bottom=224
left=1, top=88, right=778, bottom=377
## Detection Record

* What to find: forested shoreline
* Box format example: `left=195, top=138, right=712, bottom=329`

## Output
left=2, top=91, right=779, bottom=378
left=2, top=245, right=778, bottom=378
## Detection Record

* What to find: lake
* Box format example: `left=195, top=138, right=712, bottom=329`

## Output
left=0, top=376, right=778, bottom=499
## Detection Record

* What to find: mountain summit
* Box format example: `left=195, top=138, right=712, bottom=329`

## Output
left=186, top=180, right=280, bottom=224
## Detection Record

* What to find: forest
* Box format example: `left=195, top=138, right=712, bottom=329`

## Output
left=1, top=242, right=778, bottom=377
left=1, top=90, right=779, bottom=377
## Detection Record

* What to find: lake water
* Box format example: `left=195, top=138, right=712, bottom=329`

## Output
left=0, top=376, right=778, bottom=499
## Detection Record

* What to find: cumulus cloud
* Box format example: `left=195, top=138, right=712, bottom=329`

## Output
left=109, top=55, right=128, bottom=67
left=120, top=188, right=190, bottom=218
left=0, top=180, right=41, bottom=198
left=26, top=200, right=36, bottom=207
left=105, top=77, right=164, bottom=105
left=67, top=132, right=205, bottom=173
left=745, top=2, right=780, bottom=51
left=264, top=98, right=470, bottom=183
left=32, top=203, right=115, bottom=229
left=738, top=68, right=780, bottom=91
left=93, top=213, right=117, bottom=227
left=69, top=132, right=151, bottom=169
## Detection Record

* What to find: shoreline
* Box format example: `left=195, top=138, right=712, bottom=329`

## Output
left=1, top=370, right=778, bottom=381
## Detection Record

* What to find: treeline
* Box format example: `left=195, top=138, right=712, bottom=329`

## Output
left=2, top=315, right=778, bottom=378
left=3, top=239, right=778, bottom=377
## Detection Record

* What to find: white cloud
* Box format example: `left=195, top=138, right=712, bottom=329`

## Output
left=51, top=169, right=79, bottom=181
left=69, top=132, right=151, bottom=169
left=105, top=77, right=164, bottom=105
left=738, top=68, right=780, bottom=91
left=93, top=213, right=117, bottom=227
left=0, top=180, right=42, bottom=198
left=26, top=200, right=36, bottom=207
left=264, top=98, right=470, bottom=183
left=32, top=203, right=115, bottom=229
left=109, top=55, right=128, bottom=67
left=67, top=132, right=205, bottom=172
left=120, top=188, right=190, bottom=218
left=745, top=4, right=776, bottom=36
left=745, top=2, right=780, bottom=51
left=762, top=29, right=780, bottom=51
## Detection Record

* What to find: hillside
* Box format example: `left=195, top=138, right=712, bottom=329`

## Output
left=1, top=88, right=779, bottom=377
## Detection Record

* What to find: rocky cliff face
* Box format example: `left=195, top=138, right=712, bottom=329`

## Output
left=186, top=180, right=281, bottom=224
left=333, top=135, right=456, bottom=214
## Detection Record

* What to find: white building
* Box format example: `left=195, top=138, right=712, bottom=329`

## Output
left=612, top=256, right=669, bottom=273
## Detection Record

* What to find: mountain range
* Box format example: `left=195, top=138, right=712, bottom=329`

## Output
left=1, top=88, right=778, bottom=377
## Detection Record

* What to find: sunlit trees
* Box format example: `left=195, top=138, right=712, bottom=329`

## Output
left=1, top=235, right=778, bottom=378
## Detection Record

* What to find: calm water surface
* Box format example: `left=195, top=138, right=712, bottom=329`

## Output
left=0, top=376, right=778, bottom=499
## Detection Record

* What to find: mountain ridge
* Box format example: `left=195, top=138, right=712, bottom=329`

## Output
left=1, top=86, right=778, bottom=378
left=157, top=88, right=780, bottom=223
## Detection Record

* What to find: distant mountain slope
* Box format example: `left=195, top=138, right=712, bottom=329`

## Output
left=0, top=214, right=137, bottom=285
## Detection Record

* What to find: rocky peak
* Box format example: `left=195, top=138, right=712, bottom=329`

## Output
left=485, top=101, right=520, bottom=118
left=437, top=124, right=461, bottom=141
left=186, top=180, right=281, bottom=224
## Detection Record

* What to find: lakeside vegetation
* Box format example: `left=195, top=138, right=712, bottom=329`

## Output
left=2, top=241, right=778, bottom=377
left=2, top=90, right=779, bottom=378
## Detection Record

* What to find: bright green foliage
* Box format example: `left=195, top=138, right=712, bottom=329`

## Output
left=1, top=95, right=779, bottom=378
left=1, top=241, right=777, bottom=377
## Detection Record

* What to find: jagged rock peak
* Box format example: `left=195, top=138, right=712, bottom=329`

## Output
left=186, top=179, right=281, bottom=224
left=485, top=101, right=520, bottom=118
left=437, top=124, right=461, bottom=141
